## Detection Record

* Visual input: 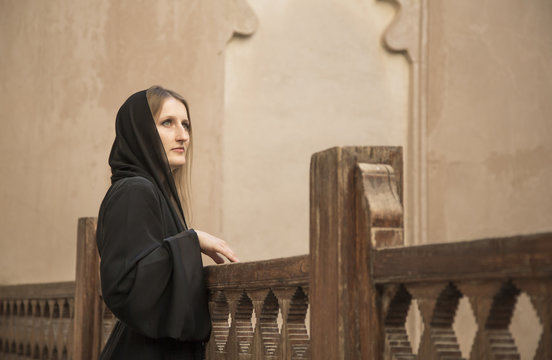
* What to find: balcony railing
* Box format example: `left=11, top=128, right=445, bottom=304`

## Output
left=0, top=282, right=74, bottom=359
left=1, top=146, right=550, bottom=360
left=205, top=255, right=309, bottom=358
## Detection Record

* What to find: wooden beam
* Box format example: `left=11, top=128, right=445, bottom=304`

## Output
left=204, top=255, right=309, bottom=290
left=0, top=281, right=75, bottom=299
left=373, top=232, right=552, bottom=284
left=73, top=217, right=102, bottom=360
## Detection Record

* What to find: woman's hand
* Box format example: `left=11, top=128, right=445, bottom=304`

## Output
left=195, top=229, right=239, bottom=264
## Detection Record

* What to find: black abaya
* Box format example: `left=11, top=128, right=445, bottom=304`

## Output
left=96, top=90, right=210, bottom=359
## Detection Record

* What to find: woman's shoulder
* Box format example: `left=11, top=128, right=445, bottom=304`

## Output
left=101, top=176, right=161, bottom=209
left=112, top=176, right=156, bottom=192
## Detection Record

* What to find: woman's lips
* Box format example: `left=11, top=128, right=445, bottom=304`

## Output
left=172, top=147, right=185, bottom=153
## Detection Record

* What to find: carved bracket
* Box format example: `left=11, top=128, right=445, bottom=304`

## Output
left=357, top=163, right=404, bottom=248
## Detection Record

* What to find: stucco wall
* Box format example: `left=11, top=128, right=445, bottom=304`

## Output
left=222, top=0, right=407, bottom=261
left=426, top=0, right=552, bottom=243
left=0, top=0, right=242, bottom=284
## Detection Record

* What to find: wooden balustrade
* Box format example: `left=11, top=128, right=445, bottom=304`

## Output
left=0, top=282, right=75, bottom=359
left=370, top=234, right=552, bottom=360
left=1, top=146, right=550, bottom=360
left=204, top=255, right=310, bottom=358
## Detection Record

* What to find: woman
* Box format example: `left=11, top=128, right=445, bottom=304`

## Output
left=96, top=86, right=238, bottom=359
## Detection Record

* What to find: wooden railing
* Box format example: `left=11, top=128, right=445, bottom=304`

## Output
left=0, top=282, right=75, bottom=359
left=370, top=233, right=552, bottom=360
left=1, top=146, right=550, bottom=360
left=205, top=255, right=309, bottom=358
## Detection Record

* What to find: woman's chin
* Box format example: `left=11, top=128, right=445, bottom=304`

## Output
left=170, top=162, right=185, bottom=172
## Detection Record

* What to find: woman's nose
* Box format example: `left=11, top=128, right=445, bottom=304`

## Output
left=175, top=124, right=189, bottom=142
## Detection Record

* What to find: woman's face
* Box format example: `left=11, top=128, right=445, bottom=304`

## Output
left=155, top=97, right=190, bottom=170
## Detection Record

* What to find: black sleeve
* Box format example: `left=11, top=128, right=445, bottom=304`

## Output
left=97, top=178, right=211, bottom=341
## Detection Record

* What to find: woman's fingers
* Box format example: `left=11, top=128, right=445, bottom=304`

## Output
left=213, top=241, right=239, bottom=263
left=196, top=229, right=239, bottom=263
left=207, top=251, right=225, bottom=264
left=218, top=245, right=239, bottom=263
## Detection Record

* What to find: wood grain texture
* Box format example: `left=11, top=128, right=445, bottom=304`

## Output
left=355, top=155, right=404, bottom=360
left=515, top=278, right=552, bottom=359
left=309, top=146, right=403, bottom=360
left=373, top=232, right=552, bottom=284
left=374, top=231, right=552, bottom=360
left=0, top=282, right=75, bottom=300
left=204, top=256, right=310, bottom=359
left=204, top=255, right=309, bottom=291
left=357, top=163, right=403, bottom=249
left=72, top=217, right=102, bottom=360
left=0, top=284, right=76, bottom=359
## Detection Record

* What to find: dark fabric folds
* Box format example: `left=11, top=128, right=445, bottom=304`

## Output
left=97, top=91, right=209, bottom=359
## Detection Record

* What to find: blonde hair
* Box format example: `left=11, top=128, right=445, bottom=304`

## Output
left=146, top=85, right=194, bottom=224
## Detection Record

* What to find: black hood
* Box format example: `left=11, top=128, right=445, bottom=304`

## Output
left=108, top=89, right=186, bottom=229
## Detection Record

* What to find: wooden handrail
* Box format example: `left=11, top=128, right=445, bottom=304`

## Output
left=0, top=282, right=74, bottom=300
left=205, top=255, right=309, bottom=290
left=372, top=232, right=552, bottom=284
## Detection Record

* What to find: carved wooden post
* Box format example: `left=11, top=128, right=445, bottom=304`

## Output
left=309, top=146, right=402, bottom=359
left=73, top=217, right=102, bottom=360
left=356, top=162, right=404, bottom=360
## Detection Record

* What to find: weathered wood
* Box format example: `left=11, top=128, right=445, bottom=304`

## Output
left=205, top=255, right=309, bottom=290
left=357, top=163, right=403, bottom=249
left=0, top=282, right=75, bottom=300
left=0, top=283, right=76, bottom=359
left=355, top=160, right=404, bottom=360
left=73, top=217, right=102, bottom=360
left=411, top=283, right=464, bottom=360
left=309, top=146, right=403, bottom=360
left=204, top=256, right=310, bottom=359
left=373, top=233, right=552, bottom=360
left=373, top=232, right=552, bottom=284
left=515, top=279, right=552, bottom=359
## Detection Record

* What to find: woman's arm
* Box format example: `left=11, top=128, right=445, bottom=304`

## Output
left=97, top=177, right=210, bottom=341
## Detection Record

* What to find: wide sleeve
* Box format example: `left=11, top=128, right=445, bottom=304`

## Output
left=97, top=178, right=211, bottom=341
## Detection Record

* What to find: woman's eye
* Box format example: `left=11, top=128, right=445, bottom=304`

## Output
left=182, top=122, right=190, bottom=130
left=161, top=120, right=171, bottom=127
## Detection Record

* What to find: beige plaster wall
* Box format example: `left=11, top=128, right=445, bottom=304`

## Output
left=222, top=0, right=408, bottom=261
left=426, top=0, right=552, bottom=243
left=0, top=0, right=245, bottom=284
